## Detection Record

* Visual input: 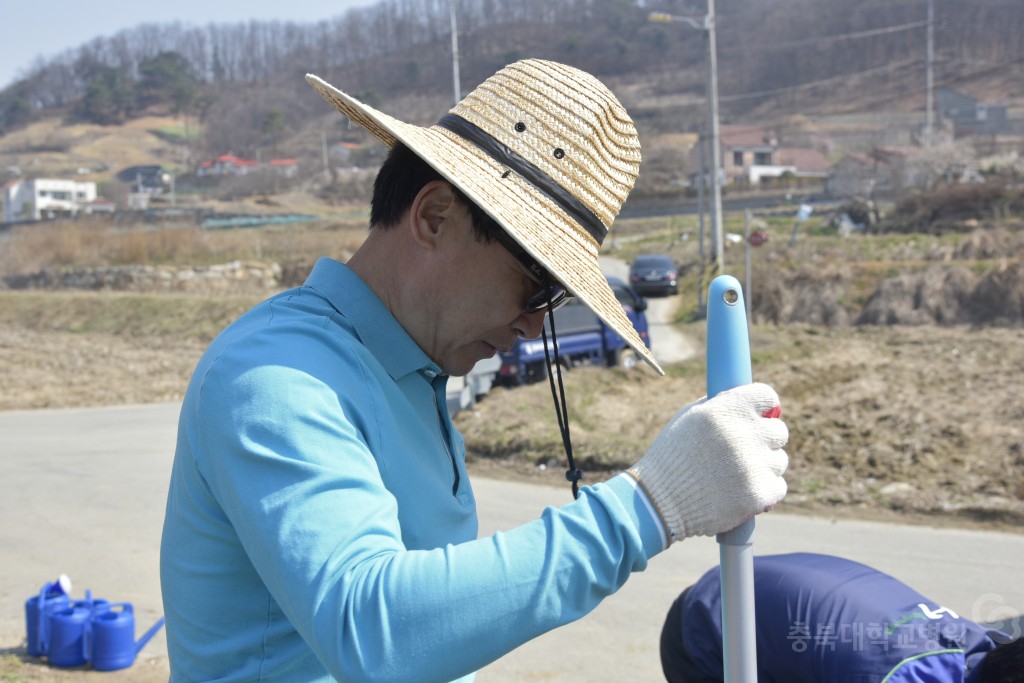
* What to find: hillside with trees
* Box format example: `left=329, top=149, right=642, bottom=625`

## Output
left=2, top=0, right=1022, bottom=154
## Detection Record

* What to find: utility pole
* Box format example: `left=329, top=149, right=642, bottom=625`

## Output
left=449, top=0, right=462, bottom=104
left=649, top=0, right=725, bottom=275
left=696, top=136, right=707, bottom=316
left=925, top=0, right=934, bottom=148
left=744, top=210, right=752, bottom=323
left=706, top=0, right=725, bottom=275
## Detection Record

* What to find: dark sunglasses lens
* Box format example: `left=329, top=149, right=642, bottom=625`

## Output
left=526, top=285, right=571, bottom=313
left=548, top=290, right=571, bottom=312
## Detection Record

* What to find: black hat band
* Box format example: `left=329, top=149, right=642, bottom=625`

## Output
left=436, top=113, right=608, bottom=246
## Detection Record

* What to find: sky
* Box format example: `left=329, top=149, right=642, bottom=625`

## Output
left=0, top=0, right=376, bottom=90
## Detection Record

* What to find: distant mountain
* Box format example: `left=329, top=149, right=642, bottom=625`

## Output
left=1, top=0, right=1021, bottom=198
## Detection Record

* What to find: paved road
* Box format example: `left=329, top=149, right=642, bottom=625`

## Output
left=617, top=192, right=834, bottom=221
left=600, top=256, right=697, bottom=365
left=2, top=403, right=1021, bottom=680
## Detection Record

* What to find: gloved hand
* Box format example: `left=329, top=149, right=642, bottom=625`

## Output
left=626, top=383, right=788, bottom=544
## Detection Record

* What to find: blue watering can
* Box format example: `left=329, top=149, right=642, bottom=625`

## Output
left=24, top=578, right=164, bottom=671
left=45, top=591, right=110, bottom=668
left=47, top=601, right=94, bottom=668
left=90, top=602, right=166, bottom=671
left=24, top=575, right=72, bottom=657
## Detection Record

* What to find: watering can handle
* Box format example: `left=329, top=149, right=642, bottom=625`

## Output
left=35, top=585, right=48, bottom=655
left=82, top=617, right=92, bottom=663
left=94, top=601, right=133, bottom=615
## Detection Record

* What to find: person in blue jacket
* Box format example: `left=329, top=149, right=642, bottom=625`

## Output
left=159, top=59, right=790, bottom=682
left=660, top=552, right=1023, bottom=683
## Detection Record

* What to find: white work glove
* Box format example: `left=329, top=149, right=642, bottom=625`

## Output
left=626, top=383, right=788, bottom=544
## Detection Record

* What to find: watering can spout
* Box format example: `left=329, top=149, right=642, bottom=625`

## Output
left=53, top=575, right=73, bottom=596
left=135, top=616, right=165, bottom=655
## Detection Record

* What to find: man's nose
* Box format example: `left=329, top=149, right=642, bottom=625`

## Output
left=513, top=309, right=548, bottom=340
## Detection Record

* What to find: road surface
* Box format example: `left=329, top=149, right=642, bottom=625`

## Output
left=601, top=256, right=697, bottom=365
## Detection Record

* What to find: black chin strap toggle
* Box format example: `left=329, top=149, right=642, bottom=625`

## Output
left=540, top=285, right=582, bottom=500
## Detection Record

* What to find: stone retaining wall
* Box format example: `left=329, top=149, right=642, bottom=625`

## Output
left=3, top=261, right=283, bottom=294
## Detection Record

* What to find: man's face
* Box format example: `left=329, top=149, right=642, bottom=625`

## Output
left=426, top=204, right=549, bottom=377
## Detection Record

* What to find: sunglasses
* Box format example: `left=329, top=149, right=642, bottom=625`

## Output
left=485, top=226, right=572, bottom=313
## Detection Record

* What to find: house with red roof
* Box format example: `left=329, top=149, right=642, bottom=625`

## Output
left=267, top=158, right=298, bottom=178
left=689, top=124, right=830, bottom=189
left=196, top=154, right=261, bottom=177
left=196, top=154, right=298, bottom=178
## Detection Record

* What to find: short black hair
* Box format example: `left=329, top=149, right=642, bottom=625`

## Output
left=974, top=637, right=1024, bottom=683
left=369, top=143, right=499, bottom=243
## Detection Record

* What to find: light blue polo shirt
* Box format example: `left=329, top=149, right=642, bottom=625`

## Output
left=160, top=257, right=665, bottom=682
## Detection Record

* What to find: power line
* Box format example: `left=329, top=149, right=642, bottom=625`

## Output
left=758, top=55, right=1024, bottom=130
left=825, top=55, right=1024, bottom=115
left=664, top=51, right=1022, bottom=129
left=717, top=58, right=923, bottom=104
left=723, top=19, right=929, bottom=55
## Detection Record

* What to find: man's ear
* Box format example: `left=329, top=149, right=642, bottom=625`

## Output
left=409, top=180, right=457, bottom=249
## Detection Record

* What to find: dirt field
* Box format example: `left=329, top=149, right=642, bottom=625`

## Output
left=456, top=322, right=1024, bottom=531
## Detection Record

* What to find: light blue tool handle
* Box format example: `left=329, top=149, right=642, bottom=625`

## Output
left=707, top=275, right=757, bottom=683
left=707, top=276, right=752, bottom=397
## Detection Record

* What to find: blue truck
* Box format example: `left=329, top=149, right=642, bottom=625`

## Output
left=495, top=276, right=651, bottom=386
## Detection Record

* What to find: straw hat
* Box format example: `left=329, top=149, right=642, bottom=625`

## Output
left=306, top=59, right=661, bottom=374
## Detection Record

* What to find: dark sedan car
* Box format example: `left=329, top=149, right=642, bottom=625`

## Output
left=629, top=253, right=678, bottom=296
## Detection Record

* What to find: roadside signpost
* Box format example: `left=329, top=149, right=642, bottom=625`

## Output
left=743, top=210, right=769, bottom=323
left=789, top=203, right=814, bottom=245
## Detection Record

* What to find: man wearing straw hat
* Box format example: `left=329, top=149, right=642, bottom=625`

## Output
left=160, top=59, right=789, bottom=682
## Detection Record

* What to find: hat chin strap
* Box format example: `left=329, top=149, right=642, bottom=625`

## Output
left=540, top=289, right=583, bottom=499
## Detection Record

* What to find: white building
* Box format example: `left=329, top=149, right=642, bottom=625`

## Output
left=2, top=178, right=102, bottom=223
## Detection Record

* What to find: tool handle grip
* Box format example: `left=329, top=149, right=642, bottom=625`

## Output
left=706, top=275, right=752, bottom=398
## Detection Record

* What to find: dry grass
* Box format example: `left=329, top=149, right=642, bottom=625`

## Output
left=2, top=209, right=1024, bottom=530
left=0, top=290, right=261, bottom=341
left=0, top=217, right=369, bottom=277
left=17, top=208, right=992, bottom=526
left=0, top=116, right=191, bottom=180
left=458, top=323, right=1024, bottom=530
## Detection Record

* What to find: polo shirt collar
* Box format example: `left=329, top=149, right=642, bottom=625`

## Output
left=304, top=257, right=441, bottom=381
